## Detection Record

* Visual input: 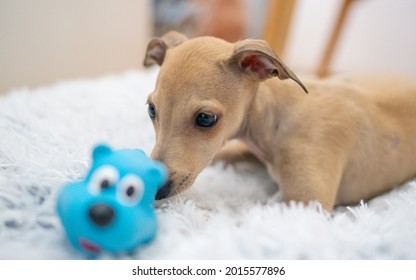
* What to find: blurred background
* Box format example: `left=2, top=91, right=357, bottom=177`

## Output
left=1, top=0, right=415, bottom=94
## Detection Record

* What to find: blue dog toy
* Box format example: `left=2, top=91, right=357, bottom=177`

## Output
left=57, top=144, right=167, bottom=254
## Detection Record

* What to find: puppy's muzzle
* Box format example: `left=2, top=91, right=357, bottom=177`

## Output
left=89, top=203, right=114, bottom=227
left=155, top=180, right=173, bottom=200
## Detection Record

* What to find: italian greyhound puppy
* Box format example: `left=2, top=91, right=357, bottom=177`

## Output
left=143, top=31, right=416, bottom=211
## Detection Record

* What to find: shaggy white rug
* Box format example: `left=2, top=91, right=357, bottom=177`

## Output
left=0, top=69, right=415, bottom=260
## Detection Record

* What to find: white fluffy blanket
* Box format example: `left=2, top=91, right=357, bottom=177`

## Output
left=1, top=69, right=415, bottom=259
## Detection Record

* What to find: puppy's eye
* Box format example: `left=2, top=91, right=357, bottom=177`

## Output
left=195, top=113, right=218, bottom=128
left=148, top=103, right=156, bottom=119
left=117, top=175, right=144, bottom=206
left=88, top=165, right=119, bottom=195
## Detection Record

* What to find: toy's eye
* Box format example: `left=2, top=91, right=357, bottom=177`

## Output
left=117, top=175, right=144, bottom=206
left=88, top=165, right=119, bottom=195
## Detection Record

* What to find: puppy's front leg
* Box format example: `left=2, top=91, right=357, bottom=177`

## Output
left=213, top=140, right=264, bottom=167
left=272, top=149, right=345, bottom=211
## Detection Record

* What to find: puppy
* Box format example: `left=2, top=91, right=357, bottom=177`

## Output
left=143, top=31, right=416, bottom=211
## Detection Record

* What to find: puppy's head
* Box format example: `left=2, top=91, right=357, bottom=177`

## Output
left=144, top=31, right=306, bottom=199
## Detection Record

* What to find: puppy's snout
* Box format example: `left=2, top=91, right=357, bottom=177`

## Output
left=89, top=204, right=114, bottom=227
left=155, top=180, right=173, bottom=200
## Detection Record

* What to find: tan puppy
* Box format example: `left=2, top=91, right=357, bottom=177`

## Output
left=143, top=31, right=416, bottom=211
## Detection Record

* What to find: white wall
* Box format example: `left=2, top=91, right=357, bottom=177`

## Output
left=0, top=0, right=152, bottom=94
left=285, top=0, right=416, bottom=78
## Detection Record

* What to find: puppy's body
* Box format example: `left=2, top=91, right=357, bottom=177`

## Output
left=144, top=32, right=416, bottom=211
left=244, top=76, right=416, bottom=208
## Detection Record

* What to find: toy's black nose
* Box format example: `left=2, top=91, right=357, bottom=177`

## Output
left=89, top=204, right=114, bottom=227
left=155, top=180, right=173, bottom=200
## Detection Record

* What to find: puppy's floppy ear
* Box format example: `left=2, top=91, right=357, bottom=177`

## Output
left=143, top=31, right=188, bottom=67
left=232, top=39, right=308, bottom=93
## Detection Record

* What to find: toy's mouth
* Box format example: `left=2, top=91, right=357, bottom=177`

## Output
left=79, top=238, right=101, bottom=254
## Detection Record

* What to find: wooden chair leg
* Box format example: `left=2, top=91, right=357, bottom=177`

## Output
left=316, top=0, right=357, bottom=78
left=262, top=0, right=297, bottom=58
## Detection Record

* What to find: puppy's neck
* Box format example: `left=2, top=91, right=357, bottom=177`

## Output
left=235, top=79, right=304, bottom=162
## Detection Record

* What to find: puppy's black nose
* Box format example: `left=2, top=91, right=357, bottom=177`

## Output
left=156, top=181, right=173, bottom=200
left=89, top=204, right=114, bottom=227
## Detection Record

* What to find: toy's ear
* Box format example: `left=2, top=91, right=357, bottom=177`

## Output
left=143, top=31, right=188, bottom=67
left=135, top=149, right=147, bottom=156
left=92, top=144, right=112, bottom=161
left=147, top=162, right=168, bottom=190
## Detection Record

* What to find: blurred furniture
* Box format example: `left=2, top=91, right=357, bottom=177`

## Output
left=316, top=0, right=357, bottom=77
left=262, top=0, right=357, bottom=77
left=154, top=0, right=246, bottom=42
left=197, top=0, right=246, bottom=42
left=262, top=0, right=297, bottom=59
